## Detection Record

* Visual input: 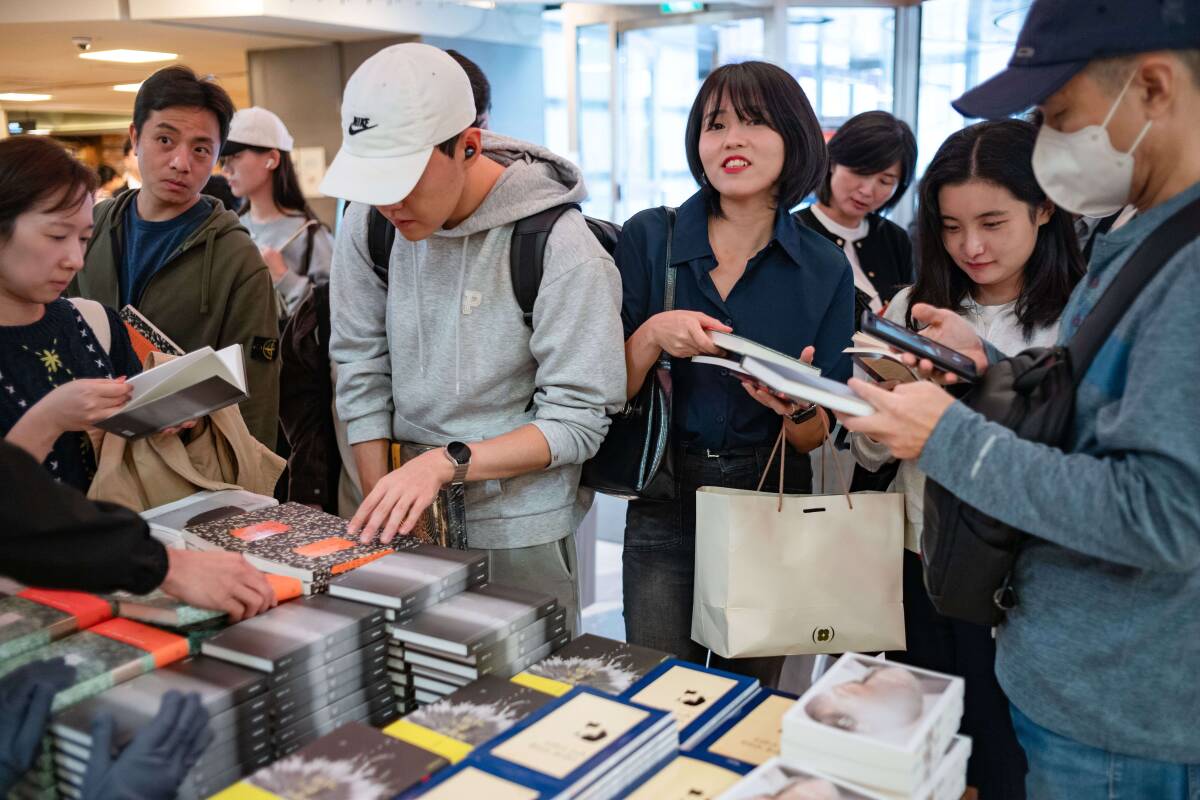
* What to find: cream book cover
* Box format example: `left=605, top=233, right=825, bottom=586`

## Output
left=707, top=694, right=796, bottom=766
left=627, top=755, right=740, bottom=800
left=490, top=692, right=649, bottom=780
left=628, top=664, right=738, bottom=731
left=411, top=765, right=539, bottom=800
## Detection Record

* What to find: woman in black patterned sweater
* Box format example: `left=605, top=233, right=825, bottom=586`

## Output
left=0, top=137, right=142, bottom=490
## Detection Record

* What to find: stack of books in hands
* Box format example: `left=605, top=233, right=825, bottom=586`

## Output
left=213, top=721, right=448, bottom=800
left=49, top=656, right=272, bottom=800
left=618, top=659, right=760, bottom=750
left=183, top=502, right=401, bottom=594
left=388, top=584, right=567, bottom=706
left=778, top=653, right=970, bottom=799
left=414, top=687, right=678, bottom=799
left=327, top=545, right=490, bottom=712
left=140, top=489, right=278, bottom=550
left=511, top=634, right=670, bottom=697
left=200, top=595, right=400, bottom=758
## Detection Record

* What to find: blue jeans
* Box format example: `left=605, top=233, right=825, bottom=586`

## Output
left=1011, top=702, right=1200, bottom=800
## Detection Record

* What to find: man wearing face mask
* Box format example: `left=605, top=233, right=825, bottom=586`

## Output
left=838, top=1, right=1200, bottom=797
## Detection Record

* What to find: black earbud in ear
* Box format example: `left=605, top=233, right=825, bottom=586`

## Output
left=464, top=146, right=477, bottom=158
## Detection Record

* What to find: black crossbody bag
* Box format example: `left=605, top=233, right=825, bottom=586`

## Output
left=923, top=196, right=1200, bottom=626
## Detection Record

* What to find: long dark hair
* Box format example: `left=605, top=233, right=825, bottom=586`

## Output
left=238, top=147, right=318, bottom=222
left=0, top=137, right=97, bottom=241
left=684, top=61, right=826, bottom=218
left=818, top=111, right=917, bottom=215
left=909, top=120, right=1084, bottom=337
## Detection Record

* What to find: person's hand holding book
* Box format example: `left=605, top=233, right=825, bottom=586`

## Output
left=159, top=549, right=276, bottom=622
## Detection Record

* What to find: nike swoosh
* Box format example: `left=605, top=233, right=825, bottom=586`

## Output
left=348, top=123, right=378, bottom=135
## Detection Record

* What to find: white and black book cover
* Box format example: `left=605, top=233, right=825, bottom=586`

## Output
left=329, top=545, right=488, bottom=610
left=388, top=584, right=557, bottom=657
left=270, top=637, right=390, bottom=708
left=512, top=633, right=670, bottom=696
left=716, top=756, right=885, bottom=800
left=141, top=489, right=277, bottom=536
left=405, top=606, right=569, bottom=681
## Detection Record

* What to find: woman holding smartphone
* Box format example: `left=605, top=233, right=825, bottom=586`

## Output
left=616, top=61, right=855, bottom=686
left=852, top=119, right=1085, bottom=799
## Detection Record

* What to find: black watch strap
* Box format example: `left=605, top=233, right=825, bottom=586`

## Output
left=788, top=402, right=819, bottom=425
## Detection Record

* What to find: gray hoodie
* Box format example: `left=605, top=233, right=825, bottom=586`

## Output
left=329, top=133, right=627, bottom=549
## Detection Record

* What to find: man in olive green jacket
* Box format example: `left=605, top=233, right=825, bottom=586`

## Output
left=72, top=66, right=280, bottom=449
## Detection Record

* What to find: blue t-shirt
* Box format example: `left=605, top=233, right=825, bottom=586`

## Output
left=120, top=195, right=212, bottom=307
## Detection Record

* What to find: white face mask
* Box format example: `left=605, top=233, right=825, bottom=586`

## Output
left=1031, top=72, right=1152, bottom=217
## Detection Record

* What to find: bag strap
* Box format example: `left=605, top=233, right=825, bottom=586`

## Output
left=366, top=206, right=395, bottom=285
left=1068, top=196, right=1200, bottom=383
left=755, top=412, right=853, bottom=513
left=69, top=297, right=112, bottom=355
left=510, top=203, right=581, bottom=329
left=658, top=206, right=678, bottom=372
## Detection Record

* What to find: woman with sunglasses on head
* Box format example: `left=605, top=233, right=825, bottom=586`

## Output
left=615, top=61, right=855, bottom=687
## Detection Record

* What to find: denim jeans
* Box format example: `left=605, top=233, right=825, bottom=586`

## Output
left=1010, top=702, right=1200, bottom=800
left=622, top=444, right=811, bottom=687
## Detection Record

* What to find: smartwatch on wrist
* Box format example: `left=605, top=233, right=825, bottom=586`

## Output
left=788, top=402, right=819, bottom=425
left=443, top=441, right=471, bottom=485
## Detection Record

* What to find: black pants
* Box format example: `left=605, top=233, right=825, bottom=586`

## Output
left=889, top=550, right=1028, bottom=799
left=622, top=444, right=811, bottom=688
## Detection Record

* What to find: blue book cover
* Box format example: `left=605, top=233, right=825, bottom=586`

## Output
left=619, top=658, right=759, bottom=747
left=619, top=750, right=746, bottom=799
left=689, top=688, right=799, bottom=772
left=466, top=686, right=675, bottom=796
left=394, top=760, right=545, bottom=798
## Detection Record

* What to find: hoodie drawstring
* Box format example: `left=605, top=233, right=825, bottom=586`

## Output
left=412, top=240, right=424, bottom=376
left=455, top=236, right=470, bottom=396
left=200, top=228, right=217, bottom=314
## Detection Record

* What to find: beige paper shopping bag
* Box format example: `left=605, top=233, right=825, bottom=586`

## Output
left=691, top=426, right=905, bottom=658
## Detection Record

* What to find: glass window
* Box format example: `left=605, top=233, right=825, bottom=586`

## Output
left=786, top=7, right=896, bottom=127
left=577, top=24, right=613, bottom=220
left=542, top=10, right=569, bottom=158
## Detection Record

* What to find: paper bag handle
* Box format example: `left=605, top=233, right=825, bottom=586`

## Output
left=755, top=411, right=852, bottom=512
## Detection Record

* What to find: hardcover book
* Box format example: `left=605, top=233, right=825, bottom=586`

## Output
left=0, top=589, right=113, bottom=661
left=395, top=762, right=542, bottom=799
left=184, top=503, right=396, bottom=590
left=119, top=304, right=185, bottom=361
left=404, top=606, right=568, bottom=681
left=843, top=331, right=921, bottom=385
left=328, top=545, right=488, bottom=610
left=622, top=659, right=759, bottom=749
left=511, top=633, right=670, bottom=697
left=716, top=756, right=884, bottom=800
left=693, top=689, right=799, bottom=770
left=388, top=584, right=557, bottom=657
left=624, top=754, right=742, bottom=800
left=107, top=574, right=302, bottom=629
left=142, top=489, right=278, bottom=540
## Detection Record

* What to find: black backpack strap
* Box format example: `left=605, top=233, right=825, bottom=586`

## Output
left=510, top=203, right=581, bottom=329
left=1068, top=196, right=1200, bottom=383
left=366, top=206, right=395, bottom=285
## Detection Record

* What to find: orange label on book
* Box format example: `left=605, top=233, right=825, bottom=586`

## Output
left=265, top=574, right=303, bottom=602
left=92, top=619, right=189, bottom=667
left=18, top=589, right=113, bottom=628
left=330, top=549, right=393, bottom=575
left=123, top=322, right=157, bottom=364
left=230, top=521, right=290, bottom=542
left=292, top=537, right=356, bottom=558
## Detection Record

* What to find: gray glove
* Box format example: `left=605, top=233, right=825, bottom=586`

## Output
left=0, top=657, right=75, bottom=794
left=81, top=690, right=214, bottom=800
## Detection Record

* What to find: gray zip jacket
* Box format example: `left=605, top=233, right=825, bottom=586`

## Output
left=330, top=133, right=626, bottom=549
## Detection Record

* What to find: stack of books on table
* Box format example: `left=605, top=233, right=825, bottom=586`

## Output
left=0, top=589, right=114, bottom=661
left=388, top=584, right=567, bottom=706
left=327, top=545, right=490, bottom=712
left=212, top=721, right=448, bottom=799
left=49, top=656, right=272, bottom=800
left=621, top=752, right=745, bottom=799
left=618, top=659, right=760, bottom=750
left=690, top=688, right=800, bottom=772
left=382, top=674, right=556, bottom=765
left=141, top=489, right=277, bottom=550
left=182, top=502, right=401, bottom=594
left=200, top=595, right=400, bottom=758
left=402, top=686, right=679, bottom=799
left=775, top=653, right=970, bottom=800
left=511, top=634, right=670, bottom=697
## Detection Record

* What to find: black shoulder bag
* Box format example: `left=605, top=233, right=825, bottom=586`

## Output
left=580, top=207, right=678, bottom=501
left=922, top=196, right=1200, bottom=626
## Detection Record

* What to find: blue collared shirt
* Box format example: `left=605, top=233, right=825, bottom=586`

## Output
left=615, top=191, right=855, bottom=452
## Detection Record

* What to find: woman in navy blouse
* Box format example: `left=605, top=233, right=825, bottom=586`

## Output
left=615, top=61, right=855, bottom=686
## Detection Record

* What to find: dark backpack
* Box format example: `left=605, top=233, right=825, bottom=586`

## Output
left=362, top=203, right=621, bottom=327
left=922, top=196, right=1200, bottom=627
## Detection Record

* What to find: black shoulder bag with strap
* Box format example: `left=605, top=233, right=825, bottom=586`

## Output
left=580, top=207, right=678, bottom=501
left=922, top=196, right=1200, bottom=627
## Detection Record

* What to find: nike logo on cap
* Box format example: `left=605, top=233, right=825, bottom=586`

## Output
left=348, top=116, right=379, bottom=135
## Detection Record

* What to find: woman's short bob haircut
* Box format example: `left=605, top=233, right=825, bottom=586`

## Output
left=685, top=61, right=826, bottom=218
left=817, top=110, right=917, bottom=215
left=0, top=137, right=97, bottom=242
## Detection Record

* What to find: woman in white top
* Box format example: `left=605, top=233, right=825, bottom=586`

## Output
left=852, top=119, right=1085, bottom=800
left=220, top=107, right=334, bottom=321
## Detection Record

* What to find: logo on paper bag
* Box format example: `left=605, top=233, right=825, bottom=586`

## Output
left=812, top=626, right=836, bottom=644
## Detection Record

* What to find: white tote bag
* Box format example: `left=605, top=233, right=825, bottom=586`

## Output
left=691, top=425, right=905, bottom=658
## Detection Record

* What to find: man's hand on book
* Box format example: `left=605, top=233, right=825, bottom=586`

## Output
left=159, top=549, right=276, bottom=622
left=351, top=448, right=453, bottom=545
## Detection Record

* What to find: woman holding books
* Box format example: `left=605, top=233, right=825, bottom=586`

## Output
left=796, top=110, right=917, bottom=319
left=0, top=136, right=147, bottom=491
left=850, top=119, right=1085, bottom=799
left=614, top=61, right=855, bottom=687
left=220, top=107, right=333, bottom=321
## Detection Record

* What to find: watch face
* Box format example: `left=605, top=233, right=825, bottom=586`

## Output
left=447, top=441, right=471, bottom=465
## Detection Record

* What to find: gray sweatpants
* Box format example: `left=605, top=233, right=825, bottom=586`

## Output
left=485, top=534, right=581, bottom=637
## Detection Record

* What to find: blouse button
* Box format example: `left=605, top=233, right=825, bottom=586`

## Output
left=836, top=238, right=844, bottom=246
left=868, top=271, right=876, bottom=278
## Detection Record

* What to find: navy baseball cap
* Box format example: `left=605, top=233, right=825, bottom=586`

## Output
left=954, top=0, right=1200, bottom=119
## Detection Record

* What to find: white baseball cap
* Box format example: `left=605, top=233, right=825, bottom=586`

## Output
left=222, top=107, right=294, bottom=155
left=319, top=43, right=476, bottom=206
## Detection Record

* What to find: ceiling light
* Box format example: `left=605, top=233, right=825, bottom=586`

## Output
left=28, top=129, right=51, bottom=136
left=458, top=0, right=496, bottom=9
left=113, top=83, right=143, bottom=93
left=79, top=49, right=177, bottom=64
left=0, top=93, right=52, bottom=102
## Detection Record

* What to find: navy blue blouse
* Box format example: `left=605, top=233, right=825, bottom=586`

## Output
left=615, top=191, right=855, bottom=452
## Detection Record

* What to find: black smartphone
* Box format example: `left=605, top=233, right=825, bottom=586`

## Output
left=860, top=312, right=979, bottom=382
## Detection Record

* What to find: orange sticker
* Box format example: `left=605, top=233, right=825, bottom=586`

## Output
left=18, top=589, right=113, bottom=628
left=330, top=549, right=393, bottom=575
left=92, top=619, right=189, bottom=667
left=293, top=537, right=357, bottom=558
left=230, top=521, right=290, bottom=542
left=266, top=574, right=303, bottom=602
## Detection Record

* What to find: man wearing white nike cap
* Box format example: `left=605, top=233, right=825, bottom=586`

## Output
left=322, top=44, right=625, bottom=631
